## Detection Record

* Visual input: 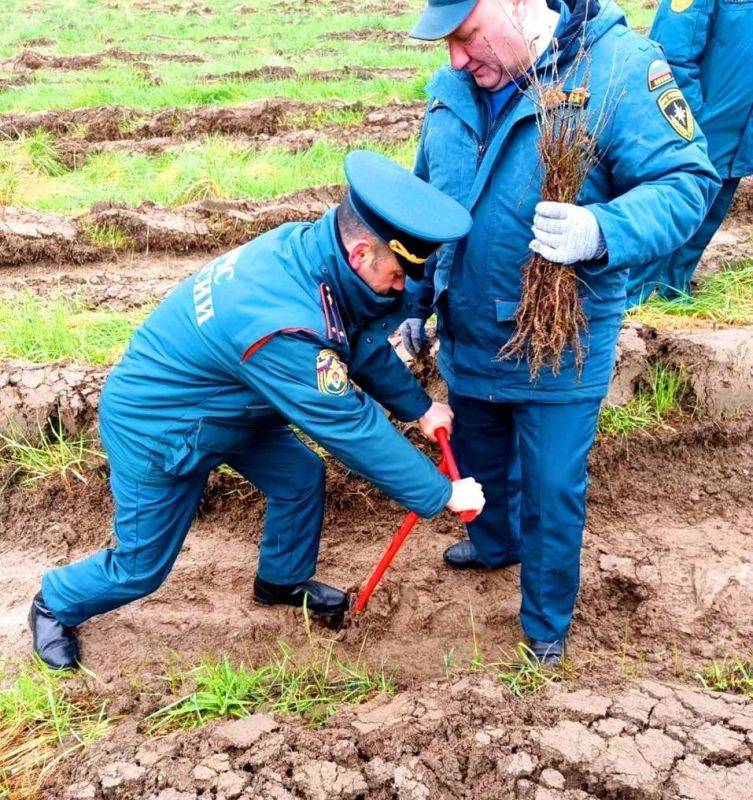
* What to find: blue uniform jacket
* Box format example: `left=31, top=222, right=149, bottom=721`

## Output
left=651, top=0, right=753, bottom=178
left=100, top=208, right=452, bottom=518
left=411, top=0, right=720, bottom=402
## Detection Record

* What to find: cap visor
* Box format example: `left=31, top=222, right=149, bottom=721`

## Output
left=409, top=0, right=478, bottom=41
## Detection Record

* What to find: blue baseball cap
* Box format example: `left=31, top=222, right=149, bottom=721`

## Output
left=344, top=150, right=472, bottom=279
left=410, top=0, right=479, bottom=41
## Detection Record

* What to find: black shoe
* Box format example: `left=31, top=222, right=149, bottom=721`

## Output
left=443, top=539, right=520, bottom=570
left=28, top=592, right=79, bottom=671
left=253, top=576, right=350, bottom=616
left=527, top=637, right=565, bottom=667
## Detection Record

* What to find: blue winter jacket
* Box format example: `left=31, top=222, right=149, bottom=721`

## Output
left=412, top=0, right=720, bottom=402
left=100, top=208, right=452, bottom=518
left=651, top=0, right=753, bottom=178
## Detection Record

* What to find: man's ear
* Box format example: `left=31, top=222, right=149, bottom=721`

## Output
left=348, top=240, right=372, bottom=271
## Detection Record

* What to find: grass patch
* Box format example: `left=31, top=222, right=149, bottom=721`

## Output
left=81, top=222, right=134, bottom=252
left=697, top=655, right=753, bottom=699
left=0, top=293, right=147, bottom=364
left=469, top=643, right=570, bottom=697
left=147, top=636, right=394, bottom=732
left=598, top=363, right=689, bottom=437
left=0, top=422, right=103, bottom=489
left=0, top=658, right=109, bottom=800
left=629, top=263, right=753, bottom=329
left=0, top=135, right=416, bottom=213
left=492, top=643, right=567, bottom=697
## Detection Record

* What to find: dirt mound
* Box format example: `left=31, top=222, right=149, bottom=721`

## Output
left=20, top=37, right=56, bottom=47
left=729, top=176, right=753, bottom=223
left=0, top=97, right=286, bottom=142
left=320, top=29, right=430, bottom=47
left=42, top=674, right=753, bottom=800
left=0, top=359, right=106, bottom=439
left=0, top=98, right=424, bottom=144
left=0, top=73, right=33, bottom=91
left=2, top=47, right=204, bottom=73
left=0, top=185, right=344, bottom=267
left=204, top=65, right=418, bottom=84
left=52, top=101, right=424, bottom=166
left=0, top=206, right=100, bottom=268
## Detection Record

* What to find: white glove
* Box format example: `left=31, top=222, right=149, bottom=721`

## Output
left=530, top=201, right=607, bottom=265
left=447, top=477, right=486, bottom=515
left=398, top=317, right=426, bottom=358
left=418, top=401, right=453, bottom=442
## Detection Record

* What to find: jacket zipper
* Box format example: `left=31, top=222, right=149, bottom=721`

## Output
left=476, top=87, right=527, bottom=167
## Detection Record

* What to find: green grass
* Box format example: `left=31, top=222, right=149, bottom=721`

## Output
left=0, top=658, right=109, bottom=800
left=147, top=643, right=394, bottom=732
left=629, top=262, right=753, bottom=330
left=0, top=0, right=650, bottom=113
left=0, top=293, right=148, bottom=364
left=0, top=136, right=417, bottom=213
left=492, top=643, right=567, bottom=697
left=598, top=363, right=689, bottom=436
left=0, top=0, right=438, bottom=113
left=0, top=422, right=103, bottom=490
left=697, top=655, right=753, bottom=699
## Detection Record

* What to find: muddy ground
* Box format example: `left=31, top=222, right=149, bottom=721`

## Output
left=0, top=176, right=749, bottom=271
left=2, top=103, right=752, bottom=799
left=2, top=391, right=753, bottom=798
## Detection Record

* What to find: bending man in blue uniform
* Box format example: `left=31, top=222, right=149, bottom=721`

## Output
left=29, top=151, right=485, bottom=671
left=400, top=0, right=719, bottom=664
left=627, top=0, right=753, bottom=304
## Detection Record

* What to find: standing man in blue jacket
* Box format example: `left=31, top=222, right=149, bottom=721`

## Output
left=400, top=0, right=719, bottom=663
left=627, top=0, right=753, bottom=304
left=29, top=151, right=485, bottom=671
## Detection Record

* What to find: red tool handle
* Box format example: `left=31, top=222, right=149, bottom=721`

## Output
left=351, top=426, right=480, bottom=614
left=351, top=511, right=419, bottom=614
left=435, top=427, right=478, bottom=523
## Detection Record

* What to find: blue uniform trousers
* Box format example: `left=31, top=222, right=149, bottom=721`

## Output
left=41, top=428, right=325, bottom=628
left=627, top=178, right=740, bottom=307
left=449, top=392, right=601, bottom=642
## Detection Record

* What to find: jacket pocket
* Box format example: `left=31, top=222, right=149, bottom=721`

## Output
left=194, top=418, right=261, bottom=454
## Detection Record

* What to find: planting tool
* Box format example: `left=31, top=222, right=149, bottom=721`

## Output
left=351, top=426, right=478, bottom=614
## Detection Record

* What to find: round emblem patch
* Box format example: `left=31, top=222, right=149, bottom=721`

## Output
left=316, top=349, right=350, bottom=396
left=670, top=0, right=693, bottom=12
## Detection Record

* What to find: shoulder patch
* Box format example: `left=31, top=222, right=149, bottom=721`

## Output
left=670, top=0, right=693, bottom=11
left=658, top=88, right=694, bottom=141
left=316, top=349, right=350, bottom=396
left=647, top=59, right=673, bottom=92
left=319, top=283, right=347, bottom=346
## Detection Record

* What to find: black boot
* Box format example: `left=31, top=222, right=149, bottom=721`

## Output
left=28, top=592, right=79, bottom=670
left=443, top=539, right=520, bottom=570
left=527, top=637, right=565, bottom=667
left=253, top=576, right=350, bottom=616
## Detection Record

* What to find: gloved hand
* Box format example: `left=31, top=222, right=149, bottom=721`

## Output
left=418, top=401, right=454, bottom=442
left=447, top=477, right=486, bottom=515
left=399, top=317, right=427, bottom=358
left=530, top=201, right=607, bottom=265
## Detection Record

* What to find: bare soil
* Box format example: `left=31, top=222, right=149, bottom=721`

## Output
left=0, top=184, right=344, bottom=267
left=52, top=103, right=424, bottom=168
left=2, top=411, right=752, bottom=799
left=1, top=47, right=204, bottom=74
left=0, top=98, right=423, bottom=143
left=42, top=675, right=753, bottom=800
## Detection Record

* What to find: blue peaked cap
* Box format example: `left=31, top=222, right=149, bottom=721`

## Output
left=410, top=0, right=479, bottom=41
left=344, top=150, right=472, bottom=279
